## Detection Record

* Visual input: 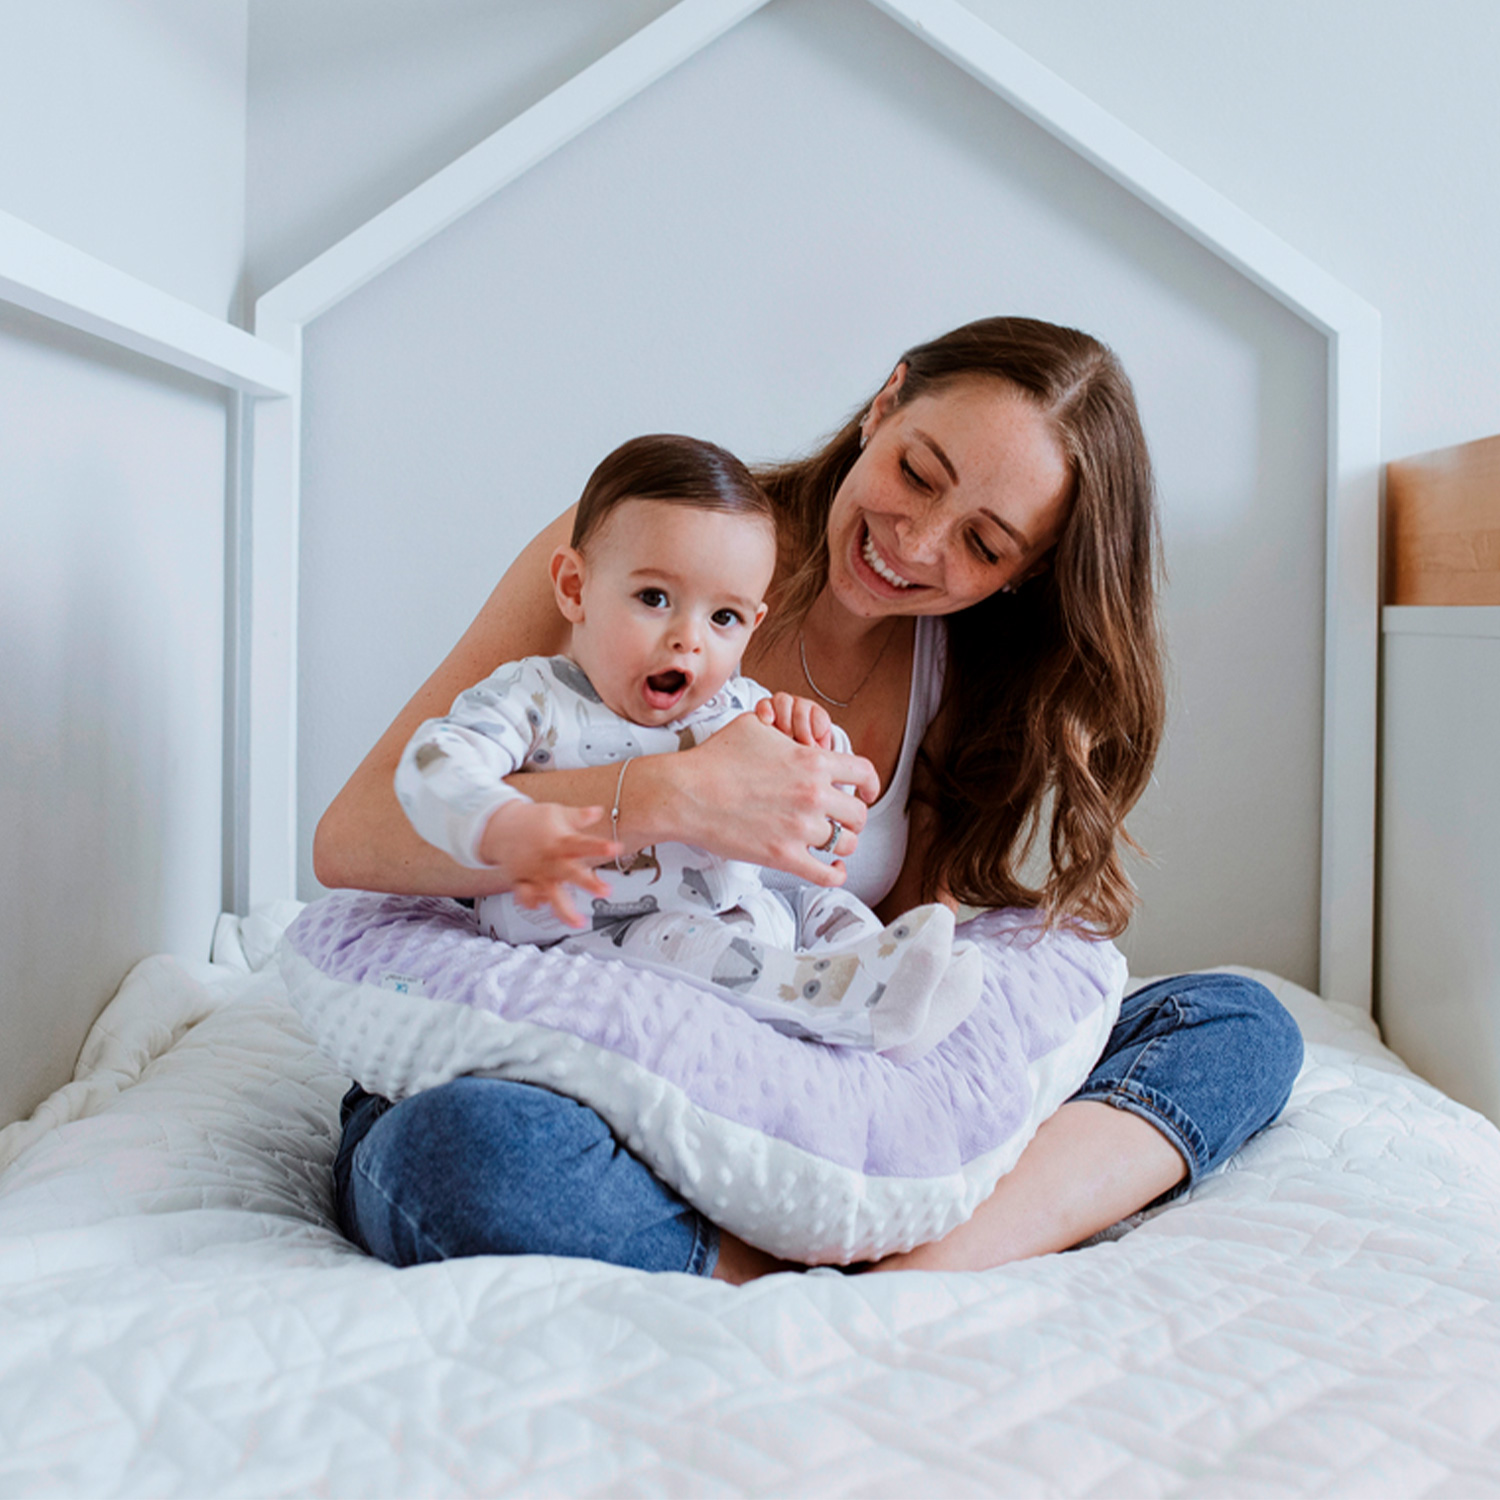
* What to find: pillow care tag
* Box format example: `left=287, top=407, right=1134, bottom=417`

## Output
left=379, top=970, right=428, bottom=997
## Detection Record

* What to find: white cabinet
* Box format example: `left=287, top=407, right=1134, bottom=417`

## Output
left=1379, top=607, right=1500, bottom=1124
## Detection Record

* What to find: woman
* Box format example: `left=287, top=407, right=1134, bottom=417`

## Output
left=316, top=316, right=1303, bottom=1282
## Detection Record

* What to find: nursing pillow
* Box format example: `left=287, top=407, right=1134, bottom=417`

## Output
left=280, top=892, right=1125, bottom=1263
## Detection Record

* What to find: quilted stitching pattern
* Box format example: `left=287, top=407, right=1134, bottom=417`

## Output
left=1, top=957, right=1498, bottom=1496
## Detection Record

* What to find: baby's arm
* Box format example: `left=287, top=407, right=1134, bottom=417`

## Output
left=395, top=674, right=538, bottom=867
left=395, top=666, right=616, bottom=925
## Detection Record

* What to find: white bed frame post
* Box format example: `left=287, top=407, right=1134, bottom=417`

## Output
left=1321, top=317, right=1382, bottom=1012
left=0, top=0, right=1381, bottom=1010
left=0, top=205, right=301, bottom=914
left=244, top=314, right=303, bottom=910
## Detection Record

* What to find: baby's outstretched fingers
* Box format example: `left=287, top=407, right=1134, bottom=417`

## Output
left=754, top=693, right=791, bottom=736
left=542, top=879, right=589, bottom=930
left=757, top=691, right=836, bottom=749
left=799, top=697, right=834, bottom=750
left=484, top=800, right=619, bottom=926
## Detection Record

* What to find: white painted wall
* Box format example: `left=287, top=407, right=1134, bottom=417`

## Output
left=0, top=0, right=248, bottom=1126
left=244, top=0, right=1500, bottom=494
left=266, top=0, right=1327, bottom=986
left=245, top=0, right=680, bottom=304
left=956, top=0, right=1500, bottom=463
left=0, top=0, right=248, bottom=319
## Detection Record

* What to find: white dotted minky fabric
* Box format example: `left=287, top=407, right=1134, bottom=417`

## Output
left=279, top=892, right=1125, bottom=1263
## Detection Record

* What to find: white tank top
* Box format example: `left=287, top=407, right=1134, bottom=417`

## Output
left=839, top=613, right=947, bottom=908
left=757, top=615, right=946, bottom=910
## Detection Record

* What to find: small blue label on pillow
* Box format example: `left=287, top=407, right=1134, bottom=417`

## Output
left=380, top=970, right=428, bottom=996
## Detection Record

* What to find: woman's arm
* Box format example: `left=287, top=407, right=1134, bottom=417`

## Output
left=314, top=508, right=881, bottom=896
left=313, top=509, right=577, bottom=895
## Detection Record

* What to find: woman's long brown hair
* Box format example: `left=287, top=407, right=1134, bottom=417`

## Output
left=755, top=317, right=1165, bottom=936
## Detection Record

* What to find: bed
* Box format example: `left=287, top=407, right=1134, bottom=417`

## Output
left=4, top=2, right=1493, bottom=1494
left=2, top=905, right=1497, bottom=1496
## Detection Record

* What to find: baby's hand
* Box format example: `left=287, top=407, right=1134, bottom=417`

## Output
left=478, top=801, right=618, bottom=929
left=755, top=692, right=837, bottom=750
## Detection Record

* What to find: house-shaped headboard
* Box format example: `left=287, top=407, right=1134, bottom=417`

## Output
left=0, top=0, right=1380, bottom=1012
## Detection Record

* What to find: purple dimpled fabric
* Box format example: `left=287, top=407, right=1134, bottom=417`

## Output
left=282, top=890, right=1123, bottom=1180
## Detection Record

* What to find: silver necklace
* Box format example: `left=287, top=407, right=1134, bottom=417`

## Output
left=798, top=622, right=899, bottom=708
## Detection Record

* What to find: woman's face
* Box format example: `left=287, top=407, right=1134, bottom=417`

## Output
left=825, top=372, right=1072, bottom=620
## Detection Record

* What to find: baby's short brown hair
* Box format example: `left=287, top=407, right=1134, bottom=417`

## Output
left=571, top=434, right=773, bottom=551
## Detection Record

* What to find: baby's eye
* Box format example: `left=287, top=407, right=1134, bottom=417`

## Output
left=711, top=608, right=744, bottom=628
left=636, top=587, right=669, bottom=608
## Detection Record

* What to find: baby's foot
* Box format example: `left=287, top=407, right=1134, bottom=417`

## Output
left=786, top=904, right=979, bottom=1060
left=873, top=938, right=983, bottom=1065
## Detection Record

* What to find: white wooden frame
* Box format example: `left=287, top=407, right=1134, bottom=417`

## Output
left=0, top=0, right=1381, bottom=1010
left=0, top=208, right=296, bottom=397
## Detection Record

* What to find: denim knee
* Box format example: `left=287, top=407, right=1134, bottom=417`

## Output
left=1073, top=972, right=1304, bottom=1191
left=334, top=1078, right=719, bottom=1275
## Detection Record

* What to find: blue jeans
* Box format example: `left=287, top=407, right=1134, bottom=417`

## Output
left=333, top=972, right=1302, bottom=1275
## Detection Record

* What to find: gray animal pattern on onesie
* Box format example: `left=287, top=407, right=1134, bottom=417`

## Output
left=395, top=655, right=981, bottom=1060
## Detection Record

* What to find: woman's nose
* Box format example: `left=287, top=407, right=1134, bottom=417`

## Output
left=894, top=504, right=943, bottom=560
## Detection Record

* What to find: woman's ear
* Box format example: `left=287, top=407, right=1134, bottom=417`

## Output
left=1011, top=546, right=1057, bottom=591
left=862, top=361, right=909, bottom=442
left=551, top=546, right=587, bottom=623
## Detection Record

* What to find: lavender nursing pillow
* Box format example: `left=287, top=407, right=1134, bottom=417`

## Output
left=280, top=892, right=1125, bottom=1264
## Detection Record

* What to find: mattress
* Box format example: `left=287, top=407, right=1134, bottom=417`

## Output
left=1, top=910, right=1498, bottom=1497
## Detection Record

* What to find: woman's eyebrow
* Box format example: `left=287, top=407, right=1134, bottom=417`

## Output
left=912, top=430, right=960, bottom=485
left=914, top=430, right=1031, bottom=550
left=983, top=509, right=1030, bottom=551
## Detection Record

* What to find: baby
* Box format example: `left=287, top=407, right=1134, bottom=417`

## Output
left=395, top=434, right=980, bottom=1063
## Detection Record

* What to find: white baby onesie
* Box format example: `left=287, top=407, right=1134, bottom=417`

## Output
left=396, top=655, right=980, bottom=1061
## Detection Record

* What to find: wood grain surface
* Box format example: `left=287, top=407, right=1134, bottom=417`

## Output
left=1387, top=432, right=1500, bottom=604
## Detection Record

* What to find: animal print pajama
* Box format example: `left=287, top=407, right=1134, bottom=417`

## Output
left=396, top=655, right=979, bottom=1059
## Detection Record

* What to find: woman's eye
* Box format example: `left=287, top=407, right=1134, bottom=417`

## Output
left=637, top=588, right=668, bottom=608
left=900, top=458, right=930, bottom=491
left=711, top=608, right=743, bottom=628
left=968, top=532, right=1001, bottom=566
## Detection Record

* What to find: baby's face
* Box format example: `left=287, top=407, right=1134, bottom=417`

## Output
left=558, top=499, right=776, bottom=726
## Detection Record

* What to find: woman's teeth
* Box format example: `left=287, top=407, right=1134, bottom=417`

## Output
left=863, top=531, right=915, bottom=589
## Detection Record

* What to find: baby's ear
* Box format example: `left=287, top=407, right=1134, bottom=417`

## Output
left=750, top=601, right=770, bottom=631
left=551, top=546, right=587, bottom=622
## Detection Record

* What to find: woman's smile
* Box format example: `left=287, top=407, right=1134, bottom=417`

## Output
left=859, top=525, right=919, bottom=591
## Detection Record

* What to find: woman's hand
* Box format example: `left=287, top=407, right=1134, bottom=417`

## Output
left=754, top=692, right=837, bottom=750
left=477, top=801, right=619, bottom=928
left=651, top=712, right=880, bottom=885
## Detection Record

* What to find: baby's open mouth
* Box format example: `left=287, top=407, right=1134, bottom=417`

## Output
left=644, top=669, right=689, bottom=707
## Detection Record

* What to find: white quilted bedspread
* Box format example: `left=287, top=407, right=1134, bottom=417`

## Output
left=1, top=925, right=1498, bottom=1496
